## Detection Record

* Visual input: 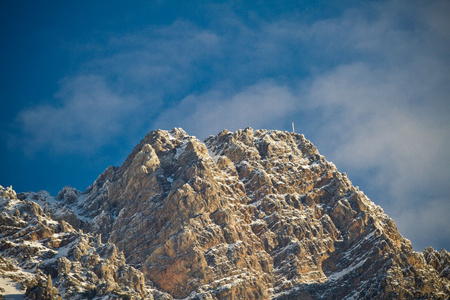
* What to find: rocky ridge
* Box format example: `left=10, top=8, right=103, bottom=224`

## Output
left=1, top=127, right=449, bottom=299
left=0, top=185, right=171, bottom=299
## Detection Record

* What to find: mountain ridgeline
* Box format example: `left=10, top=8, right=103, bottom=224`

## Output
left=1, top=128, right=449, bottom=299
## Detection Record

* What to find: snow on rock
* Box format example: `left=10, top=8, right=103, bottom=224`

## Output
left=0, top=185, right=171, bottom=300
left=2, top=127, right=450, bottom=299
left=0, top=276, right=26, bottom=299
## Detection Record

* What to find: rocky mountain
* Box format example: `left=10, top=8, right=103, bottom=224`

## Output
left=0, top=185, right=171, bottom=300
left=1, top=127, right=449, bottom=299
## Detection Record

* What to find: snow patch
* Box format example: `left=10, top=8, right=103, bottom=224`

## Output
left=328, top=258, right=368, bottom=281
left=175, top=141, right=188, bottom=160
left=0, top=277, right=25, bottom=299
left=207, top=147, right=219, bottom=163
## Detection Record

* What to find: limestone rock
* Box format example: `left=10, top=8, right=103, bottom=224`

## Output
left=2, top=127, right=449, bottom=299
left=0, top=185, right=170, bottom=300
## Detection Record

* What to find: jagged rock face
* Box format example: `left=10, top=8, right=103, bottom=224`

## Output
left=0, top=185, right=171, bottom=300
left=78, top=128, right=272, bottom=298
left=65, top=128, right=449, bottom=299
left=2, top=128, right=449, bottom=299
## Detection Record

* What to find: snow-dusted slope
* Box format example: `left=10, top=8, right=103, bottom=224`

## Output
left=0, top=185, right=170, bottom=299
left=2, top=128, right=449, bottom=299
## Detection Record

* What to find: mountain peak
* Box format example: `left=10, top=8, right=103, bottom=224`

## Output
left=1, top=128, right=449, bottom=299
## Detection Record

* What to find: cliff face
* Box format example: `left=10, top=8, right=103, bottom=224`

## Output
left=1, top=128, right=449, bottom=299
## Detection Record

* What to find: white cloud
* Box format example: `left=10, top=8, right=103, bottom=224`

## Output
left=305, top=61, right=450, bottom=199
left=14, top=75, right=140, bottom=155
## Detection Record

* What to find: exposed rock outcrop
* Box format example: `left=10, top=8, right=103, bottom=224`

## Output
left=0, top=185, right=170, bottom=300
left=2, top=127, right=449, bottom=299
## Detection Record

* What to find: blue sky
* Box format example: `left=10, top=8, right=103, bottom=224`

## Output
left=1, top=0, right=449, bottom=251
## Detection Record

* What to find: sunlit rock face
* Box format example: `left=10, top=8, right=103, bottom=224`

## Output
left=2, top=128, right=449, bottom=299
left=0, top=185, right=169, bottom=300
left=65, top=127, right=448, bottom=299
